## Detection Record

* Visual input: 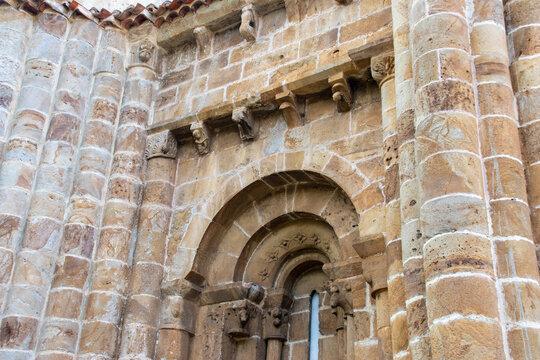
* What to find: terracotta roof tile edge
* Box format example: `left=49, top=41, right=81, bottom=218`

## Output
left=0, top=0, right=220, bottom=29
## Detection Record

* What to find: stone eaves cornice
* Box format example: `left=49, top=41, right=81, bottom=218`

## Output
left=0, top=0, right=221, bottom=29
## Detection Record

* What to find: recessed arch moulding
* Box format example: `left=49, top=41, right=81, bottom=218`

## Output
left=162, top=163, right=380, bottom=359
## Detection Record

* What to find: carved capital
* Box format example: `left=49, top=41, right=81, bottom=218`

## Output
left=240, top=5, right=257, bottom=42
left=145, top=130, right=178, bottom=160
left=193, top=26, right=212, bottom=58
left=232, top=106, right=258, bottom=141
left=275, top=90, right=302, bottom=128
left=130, top=40, right=158, bottom=68
left=329, top=72, right=352, bottom=112
left=190, top=122, right=210, bottom=155
left=326, top=279, right=354, bottom=316
left=224, top=300, right=261, bottom=341
left=371, top=53, right=395, bottom=86
left=263, top=289, right=292, bottom=340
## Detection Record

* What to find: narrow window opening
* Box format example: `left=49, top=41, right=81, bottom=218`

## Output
left=309, top=291, right=321, bottom=360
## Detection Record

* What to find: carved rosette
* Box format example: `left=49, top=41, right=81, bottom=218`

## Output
left=370, top=53, right=395, bottom=87
left=145, top=130, right=178, bottom=160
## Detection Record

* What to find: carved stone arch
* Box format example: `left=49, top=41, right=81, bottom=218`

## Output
left=187, top=171, right=360, bottom=287
left=197, top=150, right=368, bottom=225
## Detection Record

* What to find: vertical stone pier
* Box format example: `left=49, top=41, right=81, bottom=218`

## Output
left=411, top=0, right=505, bottom=358
left=77, top=32, right=157, bottom=360
left=118, top=130, right=178, bottom=359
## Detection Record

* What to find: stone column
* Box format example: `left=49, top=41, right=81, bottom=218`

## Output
left=118, top=130, right=178, bottom=359
left=372, top=52, right=410, bottom=360
left=375, top=288, right=393, bottom=360
left=0, top=11, right=67, bottom=326
left=1, top=18, right=98, bottom=358
left=475, top=1, right=540, bottom=358
left=392, top=0, right=430, bottom=357
left=156, top=281, right=200, bottom=360
left=76, top=39, right=157, bottom=359
left=0, top=5, right=33, bottom=158
left=263, top=289, right=291, bottom=360
left=410, top=0, right=505, bottom=358
left=506, top=0, right=540, bottom=267
left=35, top=26, right=125, bottom=360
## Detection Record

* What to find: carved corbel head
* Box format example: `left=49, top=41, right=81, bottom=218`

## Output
left=371, top=52, right=395, bottom=87
left=225, top=301, right=252, bottom=340
left=240, top=5, right=257, bottom=42
left=263, top=289, right=292, bottom=340
left=193, top=26, right=212, bottom=58
left=190, top=122, right=210, bottom=155
left=232, top=106, right=258, bottom=141
left=131, top=40, right=158, bottom=68
left=329, top=72, right=352, bottom=112
left=327, top=279, right=354, bottom=316
left=275, top=90, right=303, bottom=128
left=145, top=130, right=178, bottom=160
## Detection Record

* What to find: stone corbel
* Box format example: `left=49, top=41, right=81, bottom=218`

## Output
left=144, top=130, right=178, bottom=160
left=130, top=39, right=158, bottom=69
left=353, top=233, right=388, bottom=297
left=371, top=52, right=395, bottom=87
left=329, top=72, right=352, bottom=112
left=193, top=26, right=212, bottom=58
left=190, top=122, right=210, bottom=155
left=232, top=106, right=258, bottom=141
left=275, top=90, right=302, bottom=128
left=240, top=4, right=257, bottom=42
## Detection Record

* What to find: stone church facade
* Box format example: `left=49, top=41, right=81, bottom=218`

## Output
left=0, top=0, right=539, bottom=359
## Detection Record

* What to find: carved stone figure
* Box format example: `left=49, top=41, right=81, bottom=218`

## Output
left=190, top=122, right=209, bottom=155
left=138, top=42, right=153, bottom=63
left=232, top=106, right=257, bottom=140
left=240, top=5, right=257, bottom=42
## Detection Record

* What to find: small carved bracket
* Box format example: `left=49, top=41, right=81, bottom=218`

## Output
left=224, top=300, right=258, bottom=341
left=130, top=40, right=158, bottom=68
left=326, top=279, right=354, bottom=316
left=240, top=5, right=257, bottom=42
left=275, top=90, right=302, bottom=128
left=193, top=26, right=212, bottom=58
left=263, top=289, right=292, bottom=340
left=190, top=122, right=210, bottom=155
left=145, top=130, right=178, bottom=160
left=232, top=106, right=258, bottom=141
left=371, top=52, right=395, bottom=87
left=329, top=72, right=352, bottom=112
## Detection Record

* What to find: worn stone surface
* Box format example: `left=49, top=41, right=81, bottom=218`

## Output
left=0, top=0, right=538, bottom=359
